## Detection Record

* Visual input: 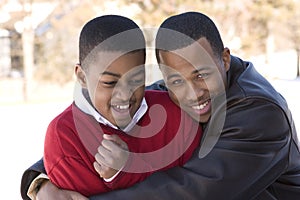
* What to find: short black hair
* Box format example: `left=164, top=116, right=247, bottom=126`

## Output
left=79, top=15, right=145, bottom=69
left=155, top=12, right=224, bottom=60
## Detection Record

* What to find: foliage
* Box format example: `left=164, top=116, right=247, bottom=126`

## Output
left=1, top=0, right=300, bottom=83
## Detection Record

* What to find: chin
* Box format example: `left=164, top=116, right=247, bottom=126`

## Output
left=190, top=114, right=201, bottom=123
left=189, top=112, right=210, bottom=123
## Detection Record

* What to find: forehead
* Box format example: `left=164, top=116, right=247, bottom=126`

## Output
left=88, top=51, right=145, bottom=75
left=159, top=38, right=217, bottom=75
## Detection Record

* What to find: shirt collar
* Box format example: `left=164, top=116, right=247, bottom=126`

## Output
left=73, top=82, right=147, bottom=132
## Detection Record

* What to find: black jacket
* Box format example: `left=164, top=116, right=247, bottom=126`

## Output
left=21, top=56, right=300, bottom=200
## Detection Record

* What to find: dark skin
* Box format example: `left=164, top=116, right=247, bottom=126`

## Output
left=36, top=38, right=231, bottom=199
left=37, top=51, right=146, bottom=199
left=159, top=38, right=230, bottom=123
left=37, top=181, right=88, bottom=200
left=75, top=51, right=145, bottom=179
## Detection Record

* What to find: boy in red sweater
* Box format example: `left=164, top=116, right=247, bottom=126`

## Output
left=44, top=15, right=202, bottom=197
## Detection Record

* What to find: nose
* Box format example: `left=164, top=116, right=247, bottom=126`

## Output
left=113, top=84, right=133, bottom=101
left=185, top=83, right=204, bottom=102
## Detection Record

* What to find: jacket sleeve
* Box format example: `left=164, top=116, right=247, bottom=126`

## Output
left=89, top=99, right=294, bottom=200
left=20, top=158, right=45, bottom=200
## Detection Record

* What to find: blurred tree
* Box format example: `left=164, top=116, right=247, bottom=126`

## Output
left=34, top=0, right=97, bottom=84
left=6, top=0, right=299, bottom=86
left=21, top=0, right=34, bottom=102
left=286, top=0, right=300, bottom=77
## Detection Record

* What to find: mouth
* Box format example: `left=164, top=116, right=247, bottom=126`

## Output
left=189, top=99, right=211, bottom=115
left=111, top=103, right=131, bottom=114
left=191, top=100, right=209, bottom=110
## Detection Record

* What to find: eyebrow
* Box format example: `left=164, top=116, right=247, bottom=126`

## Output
left=100, top=68, right=145, bottom=78
left=191, top=66, right=211, bottom=74
left=166, top=73, right=181, bottom=80
left=128, top=68, right=145, bottom=78
left=166, top=66, right=211, bottom=80
left=100, top=71, right=121, bottom=78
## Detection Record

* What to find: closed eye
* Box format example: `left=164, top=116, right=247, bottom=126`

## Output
left=102, top=81, right=117, bottom=86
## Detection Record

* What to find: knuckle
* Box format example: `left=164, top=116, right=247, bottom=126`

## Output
left=97, top=145, right=103, bottom=153
left=95, top=153, right=100, bottom=162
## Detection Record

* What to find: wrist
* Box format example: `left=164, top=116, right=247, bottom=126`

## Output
left=35, top=179, right=49, bottom=195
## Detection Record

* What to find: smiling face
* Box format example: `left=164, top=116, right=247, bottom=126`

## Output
left=76, top=51, right=145, bottom=129
left=159, top=38, right=230, bottom=123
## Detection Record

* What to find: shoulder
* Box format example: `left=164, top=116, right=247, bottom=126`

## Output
left=224, top=97, right=290, bottom=140
left=47, top=103, right=75, bottom=130
left=45, top=102, right=93, bottom=144
left=227, top=56, right=289, bottom=113
left=44, top=103, right=89, bottom=160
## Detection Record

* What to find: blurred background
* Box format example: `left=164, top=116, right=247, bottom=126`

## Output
left=0, top=0, right=299, bottom=199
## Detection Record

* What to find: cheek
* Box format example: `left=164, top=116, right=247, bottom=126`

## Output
left=212, top=81, right=225, bottom=96
left=168, top=91, right=180, bottom=105
left=92, top=89, right=112, bottom=113
left=132, top=87, right=145, bottom=103
left=136, top=87, right=145, bottom=97
left=205, top=76, right=225, bottom=95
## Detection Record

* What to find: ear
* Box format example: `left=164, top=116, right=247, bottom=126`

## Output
left=222, top=47, right=231, bottom=72
left=75, top=64, right=87, bottom=88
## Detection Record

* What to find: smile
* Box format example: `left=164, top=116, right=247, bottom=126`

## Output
left=111, top=103, right=131, bottom=114
left=191, top=100, right=209, bottom=110
left=114, top=104, right=130, bottom=110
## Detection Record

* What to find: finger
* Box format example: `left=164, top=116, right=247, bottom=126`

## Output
left=93, top=161, right=102, bottom=176
left=103, top=134, right=128, bottom=149
left=101, top=139, right=120, bottom=152
left=102, top=138, right=129, bottom=153
left=99, top=143, right=129, bottom=170
left=95, top=151, right=108, bottom=166
left=97, top=144, right=112, bottom=158
left=96, top=147, right=114, bottom=167
left=93, top=161, right=113, bottom=179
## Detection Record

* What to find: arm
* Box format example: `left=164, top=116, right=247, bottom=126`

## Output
left=36, top=180, right=88, bottom=200
left=20, top=158, right=45, bottom=200
left=22, top=99, right=291, bottom=200
left=88, top=99, right=292, bottom=199
left=20, top=80, right=167, bottom=199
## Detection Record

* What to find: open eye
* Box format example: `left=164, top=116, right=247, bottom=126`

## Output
left=196, top=73, right=209, bottom=79
left=171, top=79, right=184, bottom=85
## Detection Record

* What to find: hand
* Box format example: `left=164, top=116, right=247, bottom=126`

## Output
left=36, top=180, right=88, bottom=200
left=93, top=162, right=118, bottom=179
left=94, top=134, right=129, bottom=179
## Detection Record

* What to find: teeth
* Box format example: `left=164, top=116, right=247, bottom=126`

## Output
left=192, top=101, right=209, bottom=110
left=115, top=104, right=129, bottom=110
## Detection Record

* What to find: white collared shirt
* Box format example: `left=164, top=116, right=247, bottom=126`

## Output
left=27, top=83, right=149, bottom=199
left=73, top=82, right=148, bottom=132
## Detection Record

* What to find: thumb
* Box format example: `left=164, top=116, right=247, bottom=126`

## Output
left=103, top=134, right=128, bottom=149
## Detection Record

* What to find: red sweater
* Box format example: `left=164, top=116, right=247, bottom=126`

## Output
left=44, top=90, right=202, bottom=196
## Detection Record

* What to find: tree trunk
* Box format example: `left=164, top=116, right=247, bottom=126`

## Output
left=22, top=1, right=34, bottom=102
left=22, top=26, right=34, bottom=102
left=297, top=49, right=300, bottom=77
